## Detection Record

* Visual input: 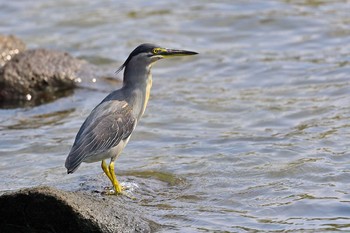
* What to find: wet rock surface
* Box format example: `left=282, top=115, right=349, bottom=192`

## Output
left=0, top=49, right=84, bottom=107
left=0, top=35, right=26, bottom=67
left=0, top=186, right=158, bottom=233
left=0, top=34, right=119, bottom=108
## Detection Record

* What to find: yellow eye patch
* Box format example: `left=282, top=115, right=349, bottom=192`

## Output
left=153, top=48, right=166, bottom=54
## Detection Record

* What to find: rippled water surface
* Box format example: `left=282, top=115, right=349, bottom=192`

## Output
left=1, top=0, right=350, bottom=232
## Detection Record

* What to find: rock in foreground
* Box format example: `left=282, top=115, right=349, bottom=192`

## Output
left=0, top=186, right=157, bottom=233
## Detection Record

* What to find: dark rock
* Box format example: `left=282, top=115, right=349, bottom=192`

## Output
left=0, top=186, right=158, bottom=233
left=0, top=35, right=121, bottom=108
left=0, top=35, right=26, bottom=67
left=0, top=49, right=84, bottom=107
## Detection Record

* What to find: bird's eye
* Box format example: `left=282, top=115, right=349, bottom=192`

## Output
left=153, top=48, right=162, bottom=54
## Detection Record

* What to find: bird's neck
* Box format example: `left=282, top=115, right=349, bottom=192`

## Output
left=123, top=63, right=151, bottom=88
left=123, top=63, right=153, bottom=118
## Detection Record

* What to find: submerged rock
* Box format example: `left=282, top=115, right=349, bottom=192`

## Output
left=0, top=186, right=157, bottom=233
left=0, top=49, right=84, bottom=107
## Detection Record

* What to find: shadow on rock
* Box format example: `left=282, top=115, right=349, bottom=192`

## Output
left=0, top=186, right=158, bottom=233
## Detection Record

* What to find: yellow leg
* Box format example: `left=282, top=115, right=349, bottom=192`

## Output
left=109, top=161, right=123, bottom=194
left=101, top=160, right=113, bottom=183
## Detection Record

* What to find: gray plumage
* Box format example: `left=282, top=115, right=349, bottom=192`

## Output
left=65, top=98, right=136, bottom=173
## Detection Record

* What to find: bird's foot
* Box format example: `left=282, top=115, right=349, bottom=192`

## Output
left=101, top=189, right=116, bottom=195
left=102, top=186, right=123, bottom=195
left=101, top=185, right=136, bottom=199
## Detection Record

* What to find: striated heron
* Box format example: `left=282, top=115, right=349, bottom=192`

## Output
left=65, top=43, right=198, bottom=194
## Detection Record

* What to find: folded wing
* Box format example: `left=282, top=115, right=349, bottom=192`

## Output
left=65, top=101, right=136, bottom=173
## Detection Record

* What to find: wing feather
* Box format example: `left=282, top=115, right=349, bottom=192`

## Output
left=65, top=101, right=136, bottom=173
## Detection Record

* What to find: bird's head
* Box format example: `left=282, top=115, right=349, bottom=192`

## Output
left=116, top=43, right=198, bottom=74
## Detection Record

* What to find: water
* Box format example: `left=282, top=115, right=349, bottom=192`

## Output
left=1, top=0, right=350, bottom=232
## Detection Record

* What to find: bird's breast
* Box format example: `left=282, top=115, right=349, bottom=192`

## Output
left=141, top=75, right=152, bottom=116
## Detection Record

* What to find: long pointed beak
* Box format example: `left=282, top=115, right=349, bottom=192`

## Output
left=160, top=49, right=198, bottom=57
